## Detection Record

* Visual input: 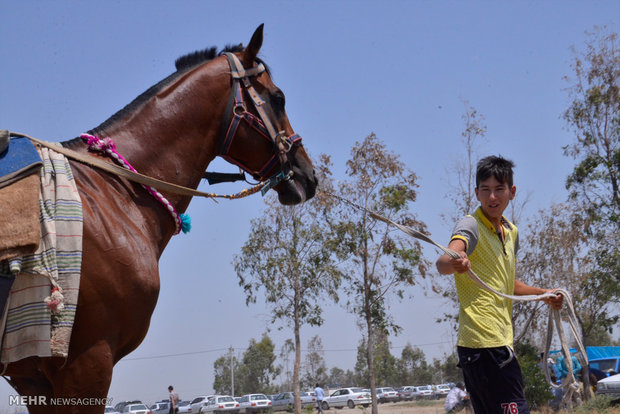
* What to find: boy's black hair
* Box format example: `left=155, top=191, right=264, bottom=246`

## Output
left=476, top=155, right=515, bottom=188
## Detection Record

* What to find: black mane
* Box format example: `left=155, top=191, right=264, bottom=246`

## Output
left=64, top=44, right=244, bottom=147
left=175, top=44, right=242, bottom=71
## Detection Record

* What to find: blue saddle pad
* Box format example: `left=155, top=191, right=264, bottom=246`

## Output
left=0, top=136, right=42, bottom=188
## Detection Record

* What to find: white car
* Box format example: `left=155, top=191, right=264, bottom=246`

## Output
left=321, top=388, right=371, bottom=410
left=596, top=372, right=620, bottom=401
left=238, top=394, right=272, bottom=413
left=191, top=395, right=215, bottom=414
left=178, top=400, right=193, bottom=413
left=121, top=404, right=150, bottom=414
left=270, top=391, right=316, bottom=412
left=412, top=385, right=433, bottom=400
left=200, top=395, right=240, bottom=414
left=376, top=387, right=399, bottom=403
left=433, top=384, right=451, bottom=399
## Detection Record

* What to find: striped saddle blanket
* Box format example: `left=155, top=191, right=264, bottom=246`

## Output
left=0, top=144, right=83, bottom=364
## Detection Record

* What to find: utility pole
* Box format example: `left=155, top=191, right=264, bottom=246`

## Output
left=230, top=346, right=235, bottom=396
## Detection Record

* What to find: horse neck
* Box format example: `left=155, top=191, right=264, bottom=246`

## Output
left=94, top=58, right=231, bottom=214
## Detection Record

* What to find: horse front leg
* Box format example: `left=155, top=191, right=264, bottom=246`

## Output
left=8, top=378, right=55, bottom=414
left=40, top=340, right=114, bottom=414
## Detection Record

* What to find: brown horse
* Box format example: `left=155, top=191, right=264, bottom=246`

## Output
left=3, top=25, right=317, bottom=413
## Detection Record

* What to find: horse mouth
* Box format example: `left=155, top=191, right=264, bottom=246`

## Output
left=276, top=173, right=317, bottom=205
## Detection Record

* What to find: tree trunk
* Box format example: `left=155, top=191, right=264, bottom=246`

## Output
left=363, top=248, right=378, bottom=414
left=294, top=299, right=302, bottom=414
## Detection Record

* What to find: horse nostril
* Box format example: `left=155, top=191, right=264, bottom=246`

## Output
left=313, top=170, right=319, bottom=186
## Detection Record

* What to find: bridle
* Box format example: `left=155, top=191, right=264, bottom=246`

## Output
left=218, top=52, right=302, bottom=192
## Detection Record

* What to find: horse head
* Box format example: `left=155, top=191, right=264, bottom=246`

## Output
left=219, top=24, right=318, bottom=205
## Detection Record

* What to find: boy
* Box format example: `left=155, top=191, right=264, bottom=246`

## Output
left=436, top=155, right=563, bottom=413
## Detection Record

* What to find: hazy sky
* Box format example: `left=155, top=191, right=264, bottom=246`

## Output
left=1, top=0, right=618, bottom=409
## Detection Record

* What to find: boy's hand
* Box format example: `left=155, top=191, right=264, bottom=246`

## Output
left=542, top=289, right=563, bottom=310
left=450, top=251, right=471, bottom=274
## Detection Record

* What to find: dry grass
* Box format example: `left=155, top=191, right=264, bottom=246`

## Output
left=321, top=399, right=620, bottom=414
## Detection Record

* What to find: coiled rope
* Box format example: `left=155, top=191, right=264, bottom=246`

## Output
left=325, top=191, right=588, bottom=408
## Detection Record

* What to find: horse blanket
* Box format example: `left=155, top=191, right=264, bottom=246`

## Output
left=0, top=144, right=83, bottom=363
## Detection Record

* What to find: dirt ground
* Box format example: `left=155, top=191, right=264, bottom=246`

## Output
left=322, top=400, right=620, bottom=414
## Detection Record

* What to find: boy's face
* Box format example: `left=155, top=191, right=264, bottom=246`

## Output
left=475, top=175, right=516, bottom=223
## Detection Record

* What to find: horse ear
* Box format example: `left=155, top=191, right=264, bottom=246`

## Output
left=243, top=24, right=264, bottom=67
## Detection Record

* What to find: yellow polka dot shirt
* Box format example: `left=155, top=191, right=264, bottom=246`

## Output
left=450, top=207, right=519, bottom=348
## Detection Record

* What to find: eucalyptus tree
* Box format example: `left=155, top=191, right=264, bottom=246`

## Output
left=212, top=335, right=280, bottom=396
left=233, top=155, right=342, bottom=414
left=560, top=26, right=620, bottom=349
left=302, top=335, right=328, bottom=389
left=330, top=133, right=428, bottom=414
left=396, top=343, right=430, bottom=386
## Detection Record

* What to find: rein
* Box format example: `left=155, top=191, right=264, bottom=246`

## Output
left=325, top=191, right=588, bottom=407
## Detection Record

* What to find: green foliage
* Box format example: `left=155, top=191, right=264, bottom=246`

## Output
left=553, top=27, right=620, bottom=351
left=212, top=350, right=238, bottom=395
left=573, top=395, right=614, bottom=414
left=238, top=335, right=281, bottom=395
left=563, top=27, right=620, bottom=227
left=302, top=335, right=328, bottom=389
left=515, top=342, right=553, bottom=410
left=213, top=335, right=281, bottom=396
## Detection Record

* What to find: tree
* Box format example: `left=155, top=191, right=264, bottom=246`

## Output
left=325, top=367, right=356, bottom=388
left=517, top=203, right=620, bottom=349
left=396, top=344, right=431, bottom=386
left=515, top=341, right=553, bottom=410
left=563, top=27, right=620, bottom=227
left=435, top=102, right=488, bottom=330
left=213, top=348, right=241, bottom=395
left=560, top=26, right=620, bottom=351
left=443, top=101, right=488, bottom=224
left=278, top=339, right=295, bottom=391
left=237, top=334, right=280, bottom=395
left=302, top=335, right=328, bottom=389
left=234, top=155, right=342, bottom=413
left=331, top=133, right=429, bottom=414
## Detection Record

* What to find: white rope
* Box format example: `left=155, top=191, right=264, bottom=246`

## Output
left=327, top=191, right=589, bottom=402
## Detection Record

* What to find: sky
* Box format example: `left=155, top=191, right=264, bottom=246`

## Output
left=0, top=0, right=619, bottom=410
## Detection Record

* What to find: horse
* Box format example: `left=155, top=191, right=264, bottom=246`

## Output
left=2, top=24, right=317, bottom=413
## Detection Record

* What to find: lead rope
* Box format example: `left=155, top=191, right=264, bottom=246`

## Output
left=325, top=191, right=588, bottom=406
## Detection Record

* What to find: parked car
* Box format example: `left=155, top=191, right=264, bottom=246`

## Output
left=200, top=395, right=240, bottom=414
left=433, top=384, right=451, bottom=399
left=271, top=392, right=316, bottom=412
left=105, top=406, right=121, bottom=414
left=191, top=396, right=215, bottom=414
left=596, top=372, right=620, bottom=402
left=395, top=386, right=414, bottom=401
left=151, top=401, right=170, bottom=414
left=376, top=387, right=399, bottom=403
left=412, top=385, right=433, bottom=400
left=321, top=387, right=371, bottom=410
left=121, top=403, right=150, bottom=414
left=115, top=401, right=144, bottom=413
left=178, top=400, right=193, bottom=413
left=237, top=394, right=272, bottom=413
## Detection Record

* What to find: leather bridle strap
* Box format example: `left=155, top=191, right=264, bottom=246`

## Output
left=219, top=52, right=301, bottom=180
left=11, top=132, right=253, bottom=199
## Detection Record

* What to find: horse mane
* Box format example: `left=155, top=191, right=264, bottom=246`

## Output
left=63, top=44, right=244, bottom=147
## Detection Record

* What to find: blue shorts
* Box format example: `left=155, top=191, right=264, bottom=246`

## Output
left=457, top=346, right=530, bottom=414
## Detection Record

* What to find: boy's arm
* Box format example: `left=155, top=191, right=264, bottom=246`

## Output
left=436, top=239, right=470, bottom=274
left=514, top=279, right=563, bottom=309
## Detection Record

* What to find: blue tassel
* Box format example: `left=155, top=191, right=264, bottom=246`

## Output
left=180, top=213, right=192, bottom=234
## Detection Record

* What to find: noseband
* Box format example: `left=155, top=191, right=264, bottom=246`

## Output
left=219, top=52, right=302, bottom=191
